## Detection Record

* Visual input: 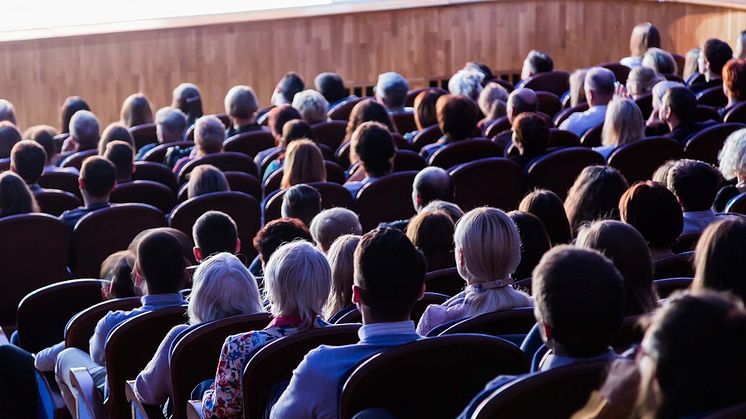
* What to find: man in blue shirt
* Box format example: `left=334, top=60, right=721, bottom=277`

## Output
left=271, top=227, right=426, bottom=418
left=59, top=156, right=116, bottom=230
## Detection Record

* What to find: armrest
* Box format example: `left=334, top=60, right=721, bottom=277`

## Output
left=125, top=380, right=166, bottom=419
left=0, top=327, right=8, bottom=345
left=187, top=400, right=205, bottom=419
left=35, top=369, right=68, bottom=418
left=69, top=367, right=105, bottom=419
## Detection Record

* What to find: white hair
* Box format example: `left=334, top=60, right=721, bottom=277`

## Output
left=194, top=115, right=225, bottom=153
left=651, top=80, right=684, bottom=110
left=70, top=110, right=100, bottom=147
left=188, top=252, right=264, bottom=324
left=719, top=128, right=746, bottom=181
left=376, top=72, right=410, bottom=109
left=448, top=69, right=485, bottom=102
left=292, top=89, right=329, bottom=124
left=310, top=208, right=363, bottom=251
left=584, top=67, right=616, bottom=96
left=478, top=83, right=509, bottom=118
left=224, top=85, right=259, bottom=120
left=0, top=99, right=16, bottom=125
left=263, top=240, right=332, bottom=329
left=155, top=106, right=187, bottom=143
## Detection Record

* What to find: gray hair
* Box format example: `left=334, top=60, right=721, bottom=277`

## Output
left=376, top=72, right=410, bottom=109
left=651, top=80, right=684, bottom=110
left=719, top=128, right=746, bottom=181
left=0, top=99, right=16, bottom=125
left=70, top=110, right=100, bottom=149
left=422, top=200, right=465, bottom=223
left=155, top=106, right=187, bottom=143
left=224, top=85, right=259, bottom=120
left=642, top=47, right=678, bottom=75
left=188, top=252, right=264, bottom=324
left=263, top=240, right=332, bottom=329
left=448, top=69, right=485, bottom=102
left=310, top=208, right=363, bottom=252
left=584, top=67, right=616, bottom=96
left=194, top=115, right=226, bottom=154
left=478, top=83, right=509, bottom=119
left=292, top=90, right=328, bottom=124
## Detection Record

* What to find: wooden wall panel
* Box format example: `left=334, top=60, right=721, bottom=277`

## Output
left=1, top=0, right=745, bottom=131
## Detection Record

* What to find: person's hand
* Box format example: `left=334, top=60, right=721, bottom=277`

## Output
left=614, top=82, right=629, bottom=98
left=61, top=137, right=76, bottom=153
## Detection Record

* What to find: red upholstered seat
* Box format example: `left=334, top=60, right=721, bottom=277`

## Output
left=695, top=105, right=722, bottom=122
left=484, top=117, right=511, bottom=138
left=725, top=192, right=746, bottom=214
left=394, top=149, right=427, bottom=171
left=654, top=277, right=693, bottom=298
left=128, top=123, right=157, bottom=150
left=38, top=170, right=81, bottom=197
left=35, top=189, right=81, bottom=216
left=724, top=101, right=746, bottom=123
left=449, top=157, right=523, bottom=212
left=223, top=130, right=276, bottom=158
left=684, top=123, right=746, bottom=165
left=696, top=86, right=728, bottom=108
left=579, top=124, right=603, bottom=147
left=141, top=141, right=193, bottom=163
left=599, top=62, right=631, bottom=84
left=177, top=152, right=258, bottom=185
left=392, top=111, right=417, bottom=134
left=635, top=93, right=654, bottom=120
left=653, top=251, right=695, bottom=279
left=428, top=138, right=503, bottom=169
left=110, top=180, right=176, bottom=213
left=177, top=171, right=262, bottom=203
left=433, top=307, right=536, bottom=337
left=329, top=97, right=366, bottom=121
left=356, top=171, right=418, bottom=231
left=311, top=120, right=348, bottom=152
left=536, top=91, right=563, bottom=118
left=335, top=292, right=449, bottom=325
left=264, top=181, right=355, bottom=223
left=608, top=137, right=682, bottom=184
left=60, top=149, right=97, bottom=170
left=412, top=125, right=443, bottom=150
left=133, top=161, right=178, bottom=193
left=525, top=147, right=605, bottom=200
left=521, top=71, right=570, bottom=96
left=64, top=297, right=142, bottom=351
left=424, top=267, right=464, bottom=296
left=547, top=129, right=580, bottom=148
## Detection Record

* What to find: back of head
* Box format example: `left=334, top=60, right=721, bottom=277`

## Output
left=703, top=38, right=734, bottom=76
left=70, top=110, right=100, bottom=151
left=448, top=69, right=485, bottom=102
left=292, top=89, right=328, bottom=125
left=455, top=207, right=521, bottom=284
left=120, top=93, right=153, bottom=128
left=569, top=69, right=588, bottom=108
left=376, top=72, right=410, bottom=109
left=224, top=85, right=259, bottom=121
left=172, top=83, right=203, bottom=122
left=519, top=189, right=572, bottom=245
left=281, top=120, right=313, bottom=152
left=463, top=62, right=495, bottom=84
left=662, top=86, right=697, bottom=124
left=406, top=210, right=455, bottom=271
left=666, top=159, right=721, bottom=212
left=135, top=229, right=187, bottom=294
left=310, top=207, right=362, bottom=251
left=723, top=59, right=746, bottom=101
left=281, top=139, right=326, bottom=189
left=11, top=140, right=46, bottom=185
left=346, top=99, right=395, bottom=141
left=0, top=171, right=37, bottom=217
left=414, top=89, right=447, bottom=130
left=100, top=251, right=138, bottom=299
left=269, top=105, right=302, bottom=141
left=626, top=66, right=664, bottom=98
left=630, top=22, right=661, bottom=57
left=193, top=211, right=238, bottom=259
left=693, top=218, right=746, bottom=302
left=651, top=80, right=684, bottom=110
left=602, top=97, right=644, bottom=147
left=99, top=123, right=135, bottom=155
left=314, top=72, right=347, bottom=104
left=278, top=72, right=306, bottom=104
left=60, top=96, right=90, bottom=134
left=80, top=156, right=116, bottom=199
left=103, top=140, right=134, bottom=182
left=26, top=125, right=57, bottom=163
left=421, top=200, right=464, bottom=224
left=253, top=217, right=313, bottom=265
left=642, top=48, right=678, bottom=75
left=351, top=121, right=396, bottom=177
left=478, top=83, right=510, bottom=120
left=155, top=106, right=188, bottom=144
left=532, top=245, right=624, bottom=357
left=194, top=115, right=226, bottom=154
left=0, top=99, right=16, bottom=125
left=564, top=166, right=629, bottom=234
left=0, top=123, right=22, bottom=159
left=619, top=181, right=683, bottom=249
left=187, top=164, right=229, bottom=199
left=413, top=166, right=453, bottom=211
left=507, top=210, right=551, bottom=281
left=507, top=88, right=539, bottom=122
left=354, top=228, right=426, bottom=321
left=718, top=128, right=746, bottom=181
left=584, top=67, right=616, bottom=100
left=512, top=112, right=549, bottom=155
left=323, top=234, right=361, bottom=319
left=436, top=94, right=479, bottom=140
left=523, top=50, right=554, bottom=78
left=652, top=159, right=677, bottom=185
left=281, top=183, right=322, bottom=226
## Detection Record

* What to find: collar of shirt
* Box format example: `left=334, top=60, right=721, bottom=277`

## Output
left=140, top=292, right=186, bottom=309
left=268, top=315, right=303, bottom=328
left=584, top=105, right=608, bottom=116
left=358, top=320, right=417, bottom=342
left=85, top=202, right=110, bottom=211
left=539, top=347, right=617, bottom=372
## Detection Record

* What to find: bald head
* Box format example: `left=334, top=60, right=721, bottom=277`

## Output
left=585, top=67, right=616, bottom=106
left=412, top=167, right=454, bottom=211
left=507, top=88, right=539, bottom=123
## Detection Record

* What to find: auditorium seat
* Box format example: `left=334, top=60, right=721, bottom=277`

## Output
left=696, top=86, right=728, bottom=108
left=72, top=203, right=166, bottom=278
left=339, top=335, right=529, bottom=418
left=547, top=128, right=581, bottom=148
left=599, top=62, right=631, bottom=85
left=393, top=149, right=427, bottom=172
left=412, top=125, right=443, bottom=150
left=405, top=88, right=427, bottom=107
left=257, top=147, right=282, bottom=176
left=262, top=160, right=346, bottom=195
left=38, top=171, right=81, bottom=197
left=141, top=141, right=193, bottom=163
left=60, top=149, right=97, bottom=170
left=654, top=277, right=693, bottom=299
left=311, top=120, right=348, bottom=152
left=264, top=181, right=355, bottom=223
left=224, top=171, right=262, bottom=201
left=449, top=157, right=523, bottom=212
left=521, top=71, right=570, bottom=97
left=554, top=102, right=590, bottom=127
left=725, top=192, right=746, bottom=214
left=579, top=124, right=603, bottom=147
left=429, top=307, right=536, bottom=338
left=64, top=297, right=142, bottom=351
left=53, top=133, right=69, bottom=153
left=335, top=292, right=449, bottom=324
left=329, top=97, right=366, bottom=121
left=484, top=117, right=511, bottom=138
left=653, top=251, right=695, bottom=279
left=133, top=161, right=178, bottom=193
left=424, top=267, right=464, bottom=296
left=129, top=123, right=158, bottom=150
left=392, top=112, right=417, bottom=134
left=635, top=92, right=654, bottom=120
left=683, top=123, right=746, bottom=165
left=613, top=314, right=645, bottom=352
left=428, top=138, right=503, bottom=169
left=356, top=171, right=417, bottom=231
left=525, top=147, right=605, bottom=200
left=0, top=214, right=70, bottom=327
left=177, top=152, right=258, bottom=185
left=223, top=130, right=276, bottom=158
left=536, top=91, right=563, bottom=118
left=607, top=137, right=682, bottom=184
left=672, top=232, right=701, bottom=253
left=110, top=180, right=176, bottom=213
left=491, top=78, right=515, bottom=92
left=724, top=101, right=746, bottom=124
left=695, top=105, right=722, bottom=123
left=35, top=189, right=81, bottom=216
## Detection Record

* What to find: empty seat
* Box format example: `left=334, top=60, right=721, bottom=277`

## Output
left=599, top=62, right=631, bottom=84
left=356, top=171, right=418, bottom=231
left=684, top=123, right=746, bottom=165
left=696, top=86, right=728, bottom=108
left=264, top=181, right=355, bottom=223
left=329, top=97, right=366, bottom=121
left=424, top=267, right=464, bottom=296
left=653, top=251, right=695, bottom=279
left=608, top=137, right=682, bottom=184
left=35, top=189, right=81, bottom=216
left=141, top=141, right=193, bottom=163
left=133, top=161, right=178, bottom=193
left=38, top=171, right=81, bottom=197
left=449, top=157, right=523, bottom=212
left=110, top=180, right=176, bottom=213
left=525, top=147, right=606, bottom=200
left=392, top=112, right=417, bottom=134
left=428, top=138, right=503, bottom=169
left=579, top=124, right=603, bottom=147
left=311, top=120, right=348, bottom=152
left=412, top=125, right=443, bottom=150
left=177, top=152, right=258, bottom=185
left=223, top=130, right=276, bottom=158
left=724, top=101, right=746, bottom=123
left=536, top=91, right=563, bottom=118
left=129, top=123, right=157, bottom=150
left=64, top=297, right=142, bottom=351
left=654, top=277, right=693, bottom=299
left=521, top=71, right=570, bottom=96
left=60, top=149, right=97, bottom=170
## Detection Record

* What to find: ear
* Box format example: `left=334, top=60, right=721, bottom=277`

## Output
left=234, top=238, right=241, bottom=255
left=457, top=247, right=466, bottom=270
left=133, top=268, right=144, bottom=289
left=101, top=282, right=113, bottom=300
left=78, top=177, right=85, bottom=191
left=417, top=283, right=426, bottom=301
left=193, top=247, right=202, bottom=262
left=539, top=322, right=553, bottom=344
left=352, top=285, right=362, bottom=305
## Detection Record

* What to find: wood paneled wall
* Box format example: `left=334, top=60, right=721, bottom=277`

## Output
left=1, top=0, right=746, bottom=131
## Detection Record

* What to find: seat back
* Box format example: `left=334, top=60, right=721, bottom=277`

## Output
left=547, top=129, right=580, bottom=148
left=264, top=181, right=355, bottom=223
left=428, top=138, right=503, bottom=169
left=608, top=138, right=682, bottom=184
left=724, top=101, right=746, bottom=123
left=35, top=189, right=81, bottom=216
left=141, top=141, right=193, bottom=163
left=129, top=123, right=157, bottom=150
left=392, top=112, right=417, bottom=134
left=311, top=120, right=348, bottom=152
left=224, top=171, right=262, bottom=201
left=242, top=324, right=362, bottom=419
left=536, top=91, right=563, bottom=118
left=60, top=149, right=97, bottom=170
left=335, top=292, right=449, bottom=325
left=412, top=125, right=443, bottom=150
left=223, top=130, right=276, bottom=158
left=635, top=93, right=654, bottom=119
left=521, top=71, right=570, bottom=96
left=356, top=171, right=418, bottom=231
left=599, top=62, right=631, bottom=84
left=177, top=152, right=258, bottom=185
left=438, top=307, right=536, bottom=337
left=64, top=297, right=142, bottom=351
left=526, top=148, right=605, bottom=200
left=695, top=105, right=722, bottom=122
left=449, top=157, right=523, bottom=211
left=262, top=160, right=345, bottom=195
left=393, top=149, right=427, bottom=172
left=554, top=103, right=589, bottom=127
left=16, top=279, right=104, bottom=353
left=329, top=97, right=366, bottom=121
left=110, top=180, right=176, bottom=213
left=725, top=192, right=746, bottom=214
left=340, top=335, right=529, bottom=418
left=653, top=251, right=695, bottom=279
left=579, top=124, right=603, bottom=147
left=424, top=267, right=464, bottom=296
left=169, top=313, right=272, bottom=419
left=696, top=86, right=728, bottom=108
left=673, top=232, right=701, bottom=253
left=484, top=117, right=511, bottom=138
left=613, top=315, right=646, bottom=352
left=38, top=171, right=81, bottom=197
left=684, top=123, right=746, bottom=165
left=133, top=161, right=178, bottom=193
left=654, top=277, right=693, bottom=299
left=0, top=214, right=70, bottom=326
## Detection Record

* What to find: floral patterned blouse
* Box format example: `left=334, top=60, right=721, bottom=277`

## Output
left=202, top=315, right=328, bottom=419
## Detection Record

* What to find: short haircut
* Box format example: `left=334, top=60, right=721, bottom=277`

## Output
left=354, top=228, right=427, bottom=320
left=414, top=88, right=447, bottom=130
left=70, top=110, right=100, bottom=150
left=194, top=115, right=226, bottom=154
left=281, top=140, right=326, bottom=189
left=292, top=90, right=329, bottom=125
left=351, top=121, right=396, bottom=177
left=193, top=211, right=238, bottom=258
left=268, top=105, right=302, bottom=141
left=135, top=229, right=187, bottom=294
left=59, top=96, right=90, bottom=134
left=224, top=85, right=259, bottom=120
left=519, top=189, right=572, bottom=246
left=0, top=99, right=16, bottom=125
left=406, top=210, right=455, bottom=271
left=693, top=218, right=746, bottom=302
left=278, top=72, right=305, bottom=104
left=532, top=245, right=624, bottom=356
left=80, top=156, right=116, bottom=198
left=448, top=69, right=484, bottom=102
left=345, top=99, right=395, bottom=142
left=187, top=164, right=229, bottom=199
left=662, top=86, right=697, bottom=123
left=155, top=106, right=187, bottom=143
left=703, top=38, right=734, bottom=75
left=666, top=159, right=721, bottom=212
left=508, top=88, right=539, bottom=118
left=103, top=141, right=134, bottom=181
left=512, top=112, right=549, bottom=155
left=619, top=181, right=683, bottom=248
left=376, top=72, right=410, bottom=109
left=315, top=72, right=347, bottom=104
left=525, top=50, right=554, bottom=75
left=626, top=66, right=664, bottom=98
left=26, top=125, right=57, bottom=162
left=120, top=93, right=153, bottom=128
left=253, top=217, right=313, bottom=264
left=584, top=67, right=616, bottom=96
left=723, top=59, right=746, bottom=102
left=281, top=119, right=313, bottom=148
left=651, top=80, right=684, bottom=110
left=478, top=83, right=509, bottom=120
left=413, top=166, right=454, bottom=209
left=11, top=140, right=46, bottom=185
left=98, top=123, right=135, bottom=155
left=436, top=94, right=479, bottom=140
left=642, top=48, right=678, bottom=75
left=0, top=123, right=22, bottom=159
left=281, top=184, right=323, bottom=227
left=310, top=207, right=362, bottom=251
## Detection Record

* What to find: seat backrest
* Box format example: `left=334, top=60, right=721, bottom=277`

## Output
left=110, top=180, right=176, bottom=214
left=169, top=191, right=261, bottom=260
left=613, top=315, right=645, bottom=352
left=392, top=111, right=417, bottom=134
left=653, top=251, right=695, bottom=279
left=356, top=171, right=418, bottom=231
left=335, top=292, right=449, bottom=325
left=428, top=138, right=503, bottom=169
left=329, top=97, right=366, bottom=121
left=141, top=141, right=193, bottom=163
left=439, top=307, right=536, bottom=337
left=635, top=92, right=654, bottom=120
left=177, top=152, right=258, bottom=185
left=311, top=120, right=348, bottom=152
left=412, top=125, right=443, bottom=150
left=340, top=335, right=529, bottom=418
left=484, top=117, right=511, bottom=138
left=38, top=171, right=81, bottom=197
left=696, top=86, right=728, bottom=108
left=684, top=123, right=746, bottom=165
left=725, top=192, right=746, bottom=214
left=526, top=147, right=606, bottom=200
left=393, top=149, right=427, bottom=172
left=16, top=279, right=104, bottom=353
left=547, top=128, right=580, bottom=148
left=242, top=324, right=362, bottom=419
left=579, top=124, right=603, bottom=147
left=104, top=306, right=188, bottom=419
left=169, top=313, right=272, bottom=419
left=724, top=101, right=746, bottom=123
left=225, top=171, right=262, bottom=201
left=60, top=149, right=97, bottom=170
left=262, top=160, right=345, bottom=196
left=258, top=148, right=283, bottom=177
left=223, top=130, right=276, bottom=158
left=449, top=157, right=523, bottom=212
left=672, top=232, right=701, bottom=253
left=522, top=71, right=570, bottom=97
left=129, top=123, right=158, bottom=150
left=654, top=277, right=693, bottom=299
left=695, top=105, right=722, bottom=122
left=554, top=103, right=589, bottom=127
left=472, top=360, right=612, bottom=419
left=424, top=267, right=464, bottom=296
left=536, top=91, right=563, bottom=118
left=599, top=62, right=631, bottom=85
left=0, top=214, right=70, bottom=326
left=608, top=137, right=682, bottom=184
left=133, top=161, right=178, bottom=193
left=264, top=181, right=355, bottom=224
left=35, top=189, right=81, bottom=216
left=64, top=297, right=142, bottom=351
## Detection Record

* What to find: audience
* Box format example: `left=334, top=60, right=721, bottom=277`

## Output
left=345, top=122, right=396, bottom=196
left=594, top=97, right=645, bottom=159
left=292, top=89, right=328, bottom=125
left=120, top=93, right=154, bottom=128
left=510, top=112, right=549, bottom=168
left=421, top=95, right=479, bottom=160
left=625, top=66, right=664, bottom=100
left=263, top=119, right=314, bottom=181
left=315, top=72, right=353, bottom=108
left=267, top=105, right=302, bottom=147
left=448, top=68, right=484, bottom=102
left=192, top=211, right=240, bottom=262
left=406, top=210, right=456, bottom=271
left=59, top=96, right=90, bottom=134
left=421, top=199, right=464, bottom=224
left=715, top=128, right=746, bottom=210
left=721, top=58, right=746, bottom=116
left=477, top=83, right=509, bottom=129
left=507, top=210, right=551, bottom=281
left=564, top=165, right=629, bottom=235
left=172, top=115, right=226, bottom=175
left=135, top=107, right=188, bottom=160
left=683, top=47, right=702, bottom=84
left=280, top=139, right=326, bottom=189
left=60, top=110, right=100, bottom=156
left=103, top=140, right=135, bottom=184
left=691, top=38, right=733, bottom=93
left=560, top=67, right=616, bottom=136
left=666, top=159, right=723, bottom=234
left=410, top=166, right=454, bottom=215
left=519, top=189, right=572, bottom=245
left=172, top=83, right=204, bottom=126
left=344, top=99, right=396, bottom=143
left=186, top=164, right=229, bottom=199
left=494, top=88, right=539, bottom=150
left=224, top=85, right=262, bottom=137
left=645, top=79, right=683, bottom=130
left=310, top=207, right=362, bottom=252
left=692, top=218, right=746, bottom=302
left=281, top=184, right=323, bottom=227
left=408, top=88, right=447, bottom=141
left=10, top=140, right=46, bottom=192
left=520, top=50, right=554, bottom=81
left=568, top=69, right=588, bottom=107
left=0, top=171, right=39, bottom=217
left=660, top=86, right=716, bottom=144
left=25, top=125, right=66, bottom=172
left=0, top=99, right=17, bottom=126
left=322, top=234, right=362, bottom=320
left=619, top=181, right=683, bottom=261
left=375, top=72, right=411, bottom=115
left=98, top=123, right=135, bottom=156
left=641, top=47, right=678, bottom=76
left=271, top=72, right=305, bottom=107
left=620, top=22, right=661, bottom=68
left=250, top=218, right=314, bottom=278
left=59, top=156, right=115, bottom=230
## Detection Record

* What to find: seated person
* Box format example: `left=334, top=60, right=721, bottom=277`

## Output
left=257, top=105, right=302, bottom=169
left=715, top=128, right=746, bottom=210
left=625, top=66, right=664, bottom=100
left=421, top=95, right=479, bottom=161
left=270, top=228, right=425, bottom=418
left=280, top=139, right=326, bottom=189
left=375, top=72, right=412, bottom=116
left=720, top=58, right=746, bottom=117
left=292, top=89, right=328, bottom=125
left=448, top=68, right=484, bottom=102
left=459, top=245, right=623, bottom=418
left=310, top=207, right=362, bottom=252
left=172, top=115, right=226, bottom=175
left=263, top=119, right=313, bottom=181
left=379, top=166, right=454, bottom=231
left=406, top=210, right=456, bottom=271
left=519, top=189, right=572, bottom=245
left=103, top=140, right=135, bottom=184
left=10, top=140, right=46, bottom=193
left=344, top=99, right=397, bottom=143
left=641, top=47, right=678, bottom=77
left=192, top=210, right=240, bottom=262
left=692, top=218, right=746, bottom=302
left=493, top=88, right=539, bottom=150
left=135, top=107, right=187, bottom=160
left=690, top=38, right=733, bottom=94
left=645, top=80, right=683, bottom=135
left=315, top=72, right=356, bottom=108
left=659, top=86, right=717, bottom=144
left=171, top=83, right=203, bottom=127
left=518, top=50, right=554, bottom=84
left=97, top=123, right=135, bottom=156
left=322, top=234, right=362, bottom=320
left=477, top=82, right=510, bottom=133
left=270, top=72, right=305, bottom=107
left=406, top=88, right=447, bottom=142
left=345, top=122, right=396, bottom=196
left=564, top=165, right=629, bottom=235
left=619, top=181, right=683, bottom=261
left=560, top=67, right=616, bottom=137
left=567, top=69, right=588, bottom=107
left=202, top=241, right=331, bottom=418
left=281, top=184, right=322, bottom=227
left=0, top=122, right=22, bottom=159
left=249, top=217, right=314, bottom=279
left=0, top=98, right=16, bottom=125
left=620, top=23, right=660, bottom=68
left=59, top=156, right=115, bottom=230
left=416, top=207, right=532, bottom=335
left=186, top=164, right=229, bottom=199
left=120, top=93, right=153, bottom=128
left=25, top=125, right=74, bottom=172
left=224, top=85, right=263, bottom=137
left=594, top=97, right=645, bottom=160
left=59, top=110, right=100, bottom=158
left=0, top=171, right=39, bottom=218
left=666, top=159, right=723, bottom=235
left=510, top=112, right=549, bottom=169
left=508, top=211, right=552, bottom=282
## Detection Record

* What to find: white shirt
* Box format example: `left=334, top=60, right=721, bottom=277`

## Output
left=358, top=320, right=416, bottom=341
left=559, top=105, right=608, bottom=137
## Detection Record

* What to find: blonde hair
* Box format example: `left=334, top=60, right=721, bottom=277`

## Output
left=569, top=69, right=588, bottom=107
left=602, top=97, right=644, bottom=147
left=718, top=128, right=746, bottom=181
left=322, top=234, right=361, bottom=319
left=188, top=252, right=264, bottom=325
left=626, top=67, right=664, bottom=99
left=187, top=164, right=229, bottom=199
left=281, top=139, right=326, bottom=189
left=642, top=48, right=678, bottom=75
left=455, top=207, right=532, bottom=317
left=629, top=23, right=661, bottom=58
left=120, top=93, right=154, bottom=128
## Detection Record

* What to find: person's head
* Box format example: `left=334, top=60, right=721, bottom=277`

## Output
left=314, top=72, right=347, bottom=104
left=642, top=48, right=678, bottom=75
left=683, top=48, right=701, bottom=81
left=660, top=86, right=698, bottom=128
left=576, top=220, right=657, bottom=316
left=564, top=166, right=629, bottom=234
left=345, top=99, right=395, bottom=142
left=651, top=80, right=684, bottom=113
left=723, top=59, right=746, bottom=103
left=463, top=62, right=495, bottom=85
left=521, top=50, right=554, bottom=80
left=478, top=83, right=510, bottom=120
left=10, top=140, right=46, bottom=185
left=699, top=38, right=734, bottom=79
left=224, top=85, right=259, bottom=126
left=59, top=96, right=90, bottom=134
left=652, top=159, right=677, bottom=185
left=273, top=72, right=305, bottom=106
left=519, top=189, right=572, bottom=245
left=268, top=105, right=302, bottom=144
left=155, top=107, right=188, bottom=144
left=69, top=110, right=100, bottom=151
left=353, top=228, right=426, bottom=322
left=253, top=217, right=313, bottom=266
left=280, top=119, right=313, bottom=150
left=322, top=234, right=361, bottom=319
left=103, top=141, right=135, bottom=183
left=100, top=251, right=138, bottom=299
left=719, top=128, right=746, bottom=182
left=414, top=88, right=447, bottom=130
left=0, top=122, right=21, bottom=159
left=532, top=245, right=624, bottom=357
left=736, top=31, right=746, bottom=60
left=98, top=123, right=135, bottom=156
left=292, top=90, right=328, bottom=125
left=506, top=88, right=539, bottom=124
left=619, top=181, right=683, bottom=251
left=584, top=67, right=616, bottom=107
left=194, top=115, right=226, bottom=156
left=281, top=184, right=323, bottom=227
left=188, top=252, right=263, bottom=325
left=79, top=156, right=116, bottom=202
left=133, top=229, right=188, bottom=294
left=629, top=23, right=661, bottom=57
left=569, top=69, right=589, bottom=107
left=25, top=125, right=57, bottom=165
left=412, top=166, right=453, bottom=212
left=636, top=291, right=746, bottom=418
left=511, top=112, right=549, bottom=156
left=187, top=164, right=229, bottom=199
left=281, top=139, right=326, bottom=189
left=421, top=200, right=465, bottom=224
left=693, top=218, right=746, bottom=302
left=406, top=210, right=455, bottom=271
left=448, top=69, right=485, bottom=102
left=128, top=227, right=195, bottom=267
left=192, top=210, right=239, bottom=261
left=507, top=211, right=551, bottom=281
left=310, top=208, right=362, bottom=252
left=437, top=94, right=479, bottom=141
left=0, top=99, right=16, bottom=125
left=350, top=121, right=396, bottom=178
left=626, top=66, right=664, bottom=99
left=375, top=72, right=410, bottom=111
left=666, top=159, right=721, bottom=212
left=120, top=93, right=153, bottom=128
left=0, top=171, right=38, bottom=217
left=171, top=83, right=203, bottom=124
left=601, top=97, right=644, bottom=148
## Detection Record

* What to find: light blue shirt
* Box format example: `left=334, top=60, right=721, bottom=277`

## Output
left=559, top=105, right=608, bottom=137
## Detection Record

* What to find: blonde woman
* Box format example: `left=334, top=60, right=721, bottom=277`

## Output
left=626, top=66, right=664, bottom=100
left=416, top=207, right=532, bottom=335
left=120, top=93, right=154, bottom=128
left=322, top=234, right=361, bottom=320
left=280, top=139, right=326, bottom=189
left=187, top=164, right=230, bottom=199
left=594, top=97, right=644, bottom=160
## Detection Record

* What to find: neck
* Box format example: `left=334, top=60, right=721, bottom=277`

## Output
left=82, top=193, right=109, bottom=208
left=360, top=306, right=410, bottom=325
left=706, top=71, right=721, bottom=82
